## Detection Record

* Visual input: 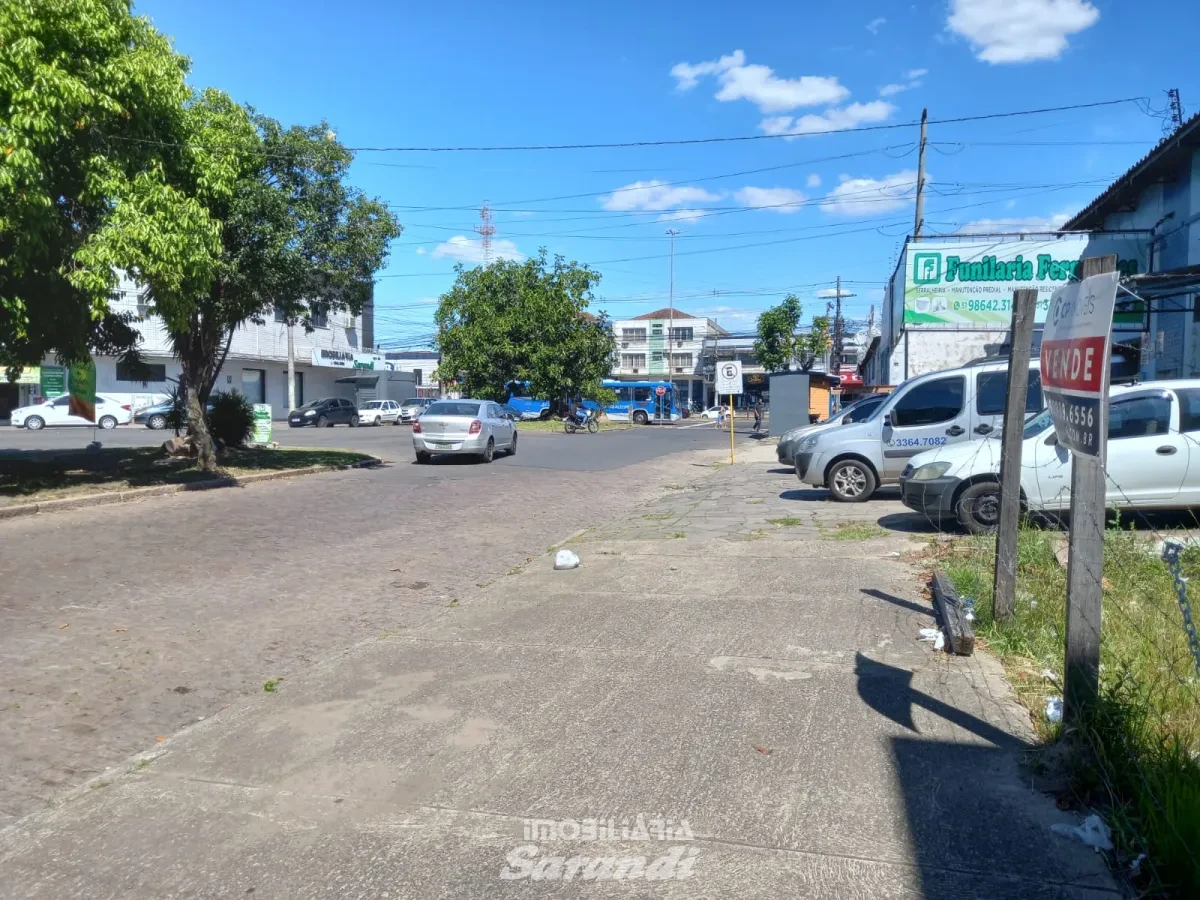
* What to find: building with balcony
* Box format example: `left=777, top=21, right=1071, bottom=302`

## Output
left=609, top=309, right=727, bottom=408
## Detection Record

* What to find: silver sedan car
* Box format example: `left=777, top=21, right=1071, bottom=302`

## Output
left=412, top=399, right=518, bottom=464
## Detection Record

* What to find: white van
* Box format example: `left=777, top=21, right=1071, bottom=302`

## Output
left=793, top=357, right=1043, bottom=501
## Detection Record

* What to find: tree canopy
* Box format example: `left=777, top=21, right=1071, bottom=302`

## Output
left=435, top=253, right=616, bottom=404
left=754, top=294, right=829, bottom=373
left=0, top=0, right=193, bottom=372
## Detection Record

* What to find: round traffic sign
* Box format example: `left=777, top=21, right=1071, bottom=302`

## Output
left=721, top=363, right=737, bottom=379
left=655, top=385, right=666, bottom=396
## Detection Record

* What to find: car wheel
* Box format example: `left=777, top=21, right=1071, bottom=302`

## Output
left=349, top=415, right=360, bottom=427
left=148, top=414, right=167, bottom=430
left=98, top=415, right=118, bottom=430
left=317, top=415, right=328, bottom=428
left=508, top=432, right=518, bottom=456
left=827, top=459, right=875, bottom=503
left=632, top=410, right=648, bottom=425
left=25, top=415, right=45, bottom=431
left=955, top=480, right=1003, bottom=535
left=415, top=451, right=432, bottom=464
left=373, top=416, right=381, bottom=426
left=481, top=438, right=495, bottom=463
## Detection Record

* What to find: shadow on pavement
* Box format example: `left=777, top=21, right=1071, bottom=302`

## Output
left=779, top=487, right=832, bottom=502
left=767, top=466, right=795, bottom=474
left=877, top=511, right=952, bottom=534
left=861, top=587, right=936, bottom=619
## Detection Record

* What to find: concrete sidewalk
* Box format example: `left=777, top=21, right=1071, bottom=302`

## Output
left=1, top=442, right=1116, bottom=899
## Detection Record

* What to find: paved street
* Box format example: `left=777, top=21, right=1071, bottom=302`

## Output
left=0, top=420, right=748, bottom=472
left=0, top=438, right=1114, bottom=898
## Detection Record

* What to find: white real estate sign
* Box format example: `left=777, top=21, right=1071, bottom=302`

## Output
left=1040, top=271, right=1120, bottom=461
left=715, top=360, right=744, bottom=396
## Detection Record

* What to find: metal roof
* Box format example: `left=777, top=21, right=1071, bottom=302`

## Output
left=1063, top=110, right=1200, bottom=230
left=630, top=307, right=699, bottom=320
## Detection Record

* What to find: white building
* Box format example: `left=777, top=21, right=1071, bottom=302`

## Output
left=383, top=350, right=440, bottom=397
left=609, top=309, right=728, bottom=408
left=9, top=274, right=384, bottom=419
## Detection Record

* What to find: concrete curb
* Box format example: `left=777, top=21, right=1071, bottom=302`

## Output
left=0, top=457, right=382, bottom=521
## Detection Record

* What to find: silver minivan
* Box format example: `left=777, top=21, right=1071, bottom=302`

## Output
left=794, top=357, right=1043, bottom=501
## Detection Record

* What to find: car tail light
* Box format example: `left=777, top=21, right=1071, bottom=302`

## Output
left=468, top=420, right=482, bottom=435
left=121, top=404, right=132, bottom=411
left=412, top=420, right=422, bottom=433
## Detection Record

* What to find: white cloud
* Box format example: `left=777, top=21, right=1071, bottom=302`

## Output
left=952, top=213, right=1070, bottom=234
left=879, top=68, right=927, bottom=97
left=601, top=180, right=721, bottom=212
left=806, top=173, right=822, bottom=188
left=907, top=68, right=928, bottom=79
left=415, top=246, right=426, bottom=255
left=670, top=49, right=848, bottom=112
left=734, top=186, right=807, bottom=213
left=691, top=305, right=760, bottom=326
left=878, top=83, right=909, bottom=97
left=657, top=209, right=710, bottom=223
left=816, top=288, right=856, bottom=299
left=866, top=17, right=886, bottom=33
left=820, top=170, right=919, bottom=216
left=761, top=101, right=895, bottom=138
left=431, top=235, right=524, bottom=264
left=947, top=0, right=1100, bottom=63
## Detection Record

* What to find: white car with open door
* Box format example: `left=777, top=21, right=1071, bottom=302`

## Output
left=411, top=399, right=517, bottom=464
left=899, top=379, right=1200, bottom=533
left=11, top=394, right=133, bottom=430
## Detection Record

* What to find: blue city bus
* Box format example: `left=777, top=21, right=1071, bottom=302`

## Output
left=505, top=382, right=551, bottom=420
left=600, top=380, right=680, bottom=423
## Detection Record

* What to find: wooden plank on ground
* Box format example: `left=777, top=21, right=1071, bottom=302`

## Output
left=930, top=570, right=975, bottom=656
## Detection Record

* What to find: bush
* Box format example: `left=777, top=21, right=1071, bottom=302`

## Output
left=206, top=390, right=255, bottom=448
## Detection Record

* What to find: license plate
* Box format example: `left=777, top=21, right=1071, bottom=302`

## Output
left=435, top=442, right=453, bottom=449
left=290, top=418, right=300, bottom=423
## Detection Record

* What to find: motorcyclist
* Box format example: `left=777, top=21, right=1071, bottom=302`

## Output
left=567, top=398, right=588, bottom=427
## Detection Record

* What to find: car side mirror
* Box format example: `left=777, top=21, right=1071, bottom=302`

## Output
left=883, top=413, right=893, bottom=427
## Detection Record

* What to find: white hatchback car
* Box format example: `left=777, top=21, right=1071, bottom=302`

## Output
left=899, top=379, right=1200, bottom=533
left=412, top=399, right=517, bottom=464
left=356, top=399, right=402, bottom=426
left=11, top=394, right=133, bottom=430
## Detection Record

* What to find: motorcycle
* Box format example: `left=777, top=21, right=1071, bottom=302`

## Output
left=563, top=408, right=600, bottom=434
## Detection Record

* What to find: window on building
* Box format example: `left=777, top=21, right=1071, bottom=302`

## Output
left=651, top=323, right=663, bottom=335
left=622, top=354, right=646, bottom=369
left=890, top=375, right=965, bottom=427
left=413, top=369, right=422, bottom=386
left=671, top=353, right=693, bottom=369
left=670, top=327, right=693, bottom=342
left=975, top=370, right=1043, bottom=416
left=116, top=361, right=167, bottom=384
left=310, top=304, right=328, bottom=328
left=1109, top=394, right=1172, bottom=440
left=621, top=328, right=646, bottom=342
left=274, top=305, right=287, bottom=323
left=651, top=350, right=663, bottom=362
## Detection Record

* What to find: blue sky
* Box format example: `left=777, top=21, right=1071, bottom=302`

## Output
left=137, top=0, right=1197, bottom=346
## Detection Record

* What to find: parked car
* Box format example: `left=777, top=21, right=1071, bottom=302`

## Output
left=412, top=399, right=517, bottom=464
left=11, top=394, right=133, bottom=430
left=900, top=380, right=1200, bottom=533
left=777, top=395, right=887, bottom=465
left=399, top=397, right=433, bottom=422
left=794, top=356, right=1045, bottom=501
left=135, top=396, right=217, bottom=429
left=287, top=397, right=359, bottom=428
left=357, top=399, right=402, bottom=426
left=700, top=406, right=724, bottom=420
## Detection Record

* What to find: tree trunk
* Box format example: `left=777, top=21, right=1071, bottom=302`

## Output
left=185, top=374, right=217, bottom=472
left=171, top=300, right=223, bottom=474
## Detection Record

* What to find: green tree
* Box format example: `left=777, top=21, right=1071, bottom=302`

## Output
left=81, top=89, right=401, bottom=470
left=753, top=295, right=804, bottom=372
left=434, top=252, right=616, bottom=404
left=0, top=0, right=193, bottom=373
left=797, top=315, right=830, bottom=372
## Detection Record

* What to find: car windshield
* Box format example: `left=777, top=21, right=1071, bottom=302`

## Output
left=854, top=397, right=889, bottom=422
left=401, top=398, right=422, bottom=406
left=425, top=402, right=481, bottom=417
left=1022, top=409, right=1054, bottom=439
left=297, top=399, right=324, bottom=409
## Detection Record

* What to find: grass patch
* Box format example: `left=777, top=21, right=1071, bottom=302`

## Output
left=669, top=531, right=686, bottom=540
left=641, top=511, right=676, bottom=521
left=0, top=446, right=374, bottom=506
left=262, top=678, right=284, bottom=693
left=746, top=529, right=768, bottom=541
left=746, top=499, right=764, bottom=505
left=822, top=521, right=890, bottom=541
left=943, top=528, right=1200, bottom=897
left=767, top=516, right=806, bottom=528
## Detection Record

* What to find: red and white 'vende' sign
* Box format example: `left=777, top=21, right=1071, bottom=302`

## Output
left=1039, top=270, right=1120, bottom=459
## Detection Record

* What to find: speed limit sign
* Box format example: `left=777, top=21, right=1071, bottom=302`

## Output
left=715, top=360, right=743, bottom=395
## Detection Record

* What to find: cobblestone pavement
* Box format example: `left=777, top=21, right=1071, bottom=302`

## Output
left=0, top=433, right=741, bottom=826
left=0, top=440, right=1114, bottom=899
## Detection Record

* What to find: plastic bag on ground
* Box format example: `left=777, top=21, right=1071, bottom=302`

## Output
left=1045, top=696, right=1064, bottom=723
left=933, top=631, right=945, bottom=651
left=554, top=549, right=581, bottom=570
left=918, top=628, right=940, bottom=642
left=1050, top=814, right=1112, bottom=852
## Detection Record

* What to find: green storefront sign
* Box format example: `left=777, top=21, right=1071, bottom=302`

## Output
left=39, top=365, right=66, bottom=397
left=903, top=236, right=1149, bottom=328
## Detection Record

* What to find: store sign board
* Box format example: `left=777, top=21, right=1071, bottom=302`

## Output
left=903, top=236, right=1145, bottom=327
left=311, top=349, right=384, bottom=369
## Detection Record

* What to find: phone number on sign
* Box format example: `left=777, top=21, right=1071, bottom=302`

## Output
left=1047, top=394, right=1098, bottom=450
left=886, top=437, right=947, bottom=448
left=952, top=298, right=1052, bottom=313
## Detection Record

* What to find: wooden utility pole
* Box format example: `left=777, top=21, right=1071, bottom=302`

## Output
left=1064, top=254, right=1118, bottom=722
left=992, top=289, right=1039, bottom=620
left=913, top=109, right=928, bottom=238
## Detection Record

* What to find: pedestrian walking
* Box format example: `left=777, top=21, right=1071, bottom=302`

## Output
left=716, top=404, right=726, bottom=429
left=753, top=398, right=764, bottom=433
